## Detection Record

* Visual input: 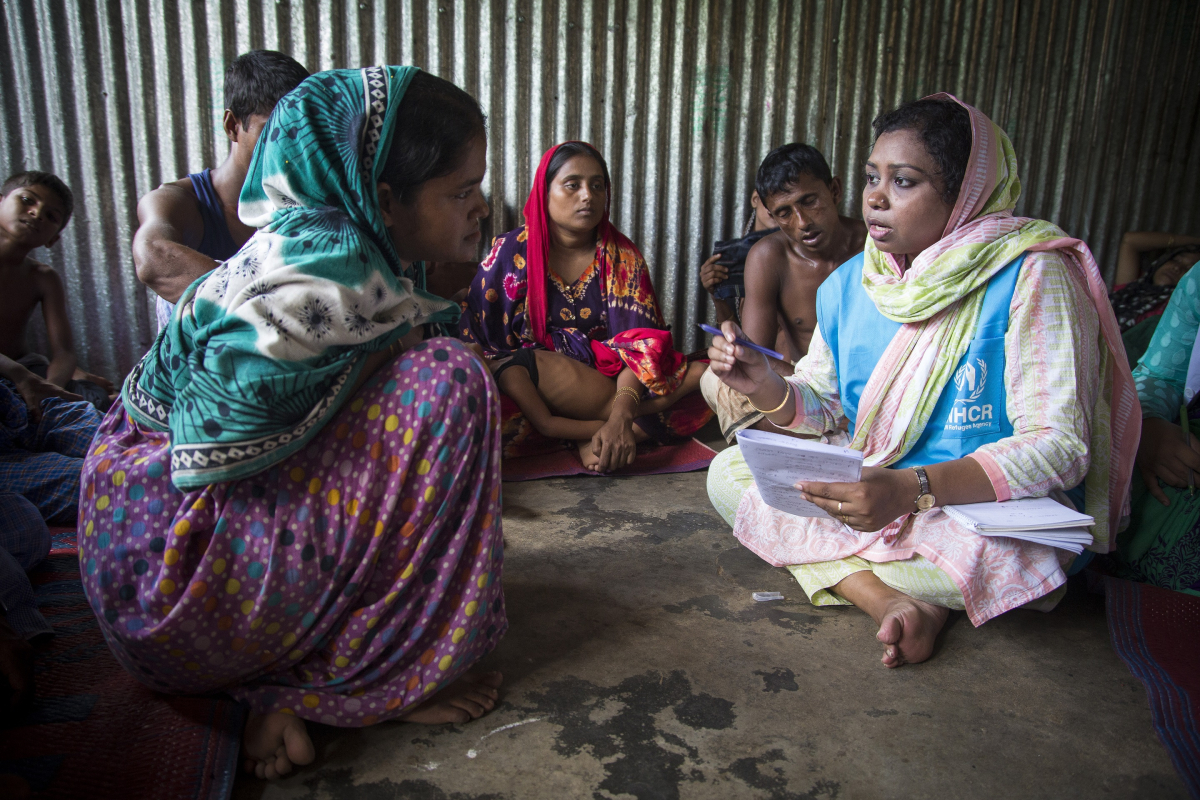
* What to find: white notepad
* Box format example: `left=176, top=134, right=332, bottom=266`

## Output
left=735, top=429, right=863, bottom=519
left=941, top=496, right=1093, bottom=531
left=968, top=527, right=1094, bottom=553
left=941, top=496, right=1094, bottom=553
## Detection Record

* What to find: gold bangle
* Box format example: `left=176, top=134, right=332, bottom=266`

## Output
left=750, top=381, right=792, bottom=415
left=613, top=386, right=641, bottom=406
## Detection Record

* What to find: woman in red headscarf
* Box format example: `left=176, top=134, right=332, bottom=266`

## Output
left=460, top=142, right=710, bottom=471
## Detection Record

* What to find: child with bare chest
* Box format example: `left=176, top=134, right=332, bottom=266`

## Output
left=0, top=172, right=112, bottom=410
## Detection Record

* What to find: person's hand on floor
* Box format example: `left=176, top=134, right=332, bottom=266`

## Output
left=1136, top=416, right=1200, bottom=506
left=15, top=373, right=83, bottom=424
left=0, top=610, right=35, bottom=721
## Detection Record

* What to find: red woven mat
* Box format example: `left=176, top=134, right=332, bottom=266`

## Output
left=0, top=529, right=244, bottom=800
left=502, top=437, right=717, bottom=481
left=1105, top=576, right=1200, bottom=797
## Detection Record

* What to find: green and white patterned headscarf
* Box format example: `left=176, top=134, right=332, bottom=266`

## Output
left=124, top=66, right=459, bottom=489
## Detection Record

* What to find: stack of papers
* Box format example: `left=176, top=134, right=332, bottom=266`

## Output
left=941, top=496, right=1094, bottom=553
left=735, top=429, right=863, bottom=518
left=734, top=430, right=1093, bottom=554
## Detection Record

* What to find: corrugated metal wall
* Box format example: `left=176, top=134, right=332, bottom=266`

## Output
left=2, top=0, right=1198, bottom=380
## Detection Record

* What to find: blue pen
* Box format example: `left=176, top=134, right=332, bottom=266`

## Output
left=697, top=322, right=787, bottom=362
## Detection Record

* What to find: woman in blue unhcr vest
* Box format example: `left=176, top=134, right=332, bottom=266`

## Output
left=705, top=95, right=1139, bottom=668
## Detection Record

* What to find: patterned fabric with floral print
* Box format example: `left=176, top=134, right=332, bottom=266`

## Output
left=459, top=226, right=711, bottom=457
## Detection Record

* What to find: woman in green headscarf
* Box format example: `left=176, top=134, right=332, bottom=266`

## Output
left=79, top=67, right=507, bottom=778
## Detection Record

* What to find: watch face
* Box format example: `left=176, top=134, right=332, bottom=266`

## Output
left=917, top=494, right=936, bottom=511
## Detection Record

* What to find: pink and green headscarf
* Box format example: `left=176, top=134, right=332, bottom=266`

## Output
left=852, top=93, right=1139, bottom=551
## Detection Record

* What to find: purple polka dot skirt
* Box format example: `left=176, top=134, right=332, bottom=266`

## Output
left=79, top=339, right=507, bottom=726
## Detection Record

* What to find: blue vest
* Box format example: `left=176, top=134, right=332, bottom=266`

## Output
left=816, top=251, right=1026, bottom=470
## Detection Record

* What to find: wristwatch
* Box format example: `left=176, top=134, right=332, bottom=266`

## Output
left=911, top=465, right=936, bottom=512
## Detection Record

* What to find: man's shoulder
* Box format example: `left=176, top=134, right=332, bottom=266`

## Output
left=745, top=230, right=790, bottom=268
left=138, top=178, right=201, bottom=222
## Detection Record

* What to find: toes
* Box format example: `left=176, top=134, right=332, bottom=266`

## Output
left=274, top=746, right=294, bottom=777
left=876, top=614, right=902, bottom=646
left=881, top=646, right=902, bottom=668
left=469, top=684, right=499, bottom=701
left=451, top=699, right=485, bottom=719
left=463, top=690, right=497, bottom=711
left=282, top=722, right=316, bottom=766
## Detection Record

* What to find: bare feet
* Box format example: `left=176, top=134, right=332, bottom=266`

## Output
left=401, top=671, right=503, bottom=724
left=242, top=710, right=316, bottom=779
left=576, top=439, right=602, bottom=472
left=875, top=594, right=950, bottom=668
left=831, top=570, right=950, bottom=668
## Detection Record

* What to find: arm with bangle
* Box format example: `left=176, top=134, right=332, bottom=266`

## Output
left=729, top=322, right=844, bottom=436
left=708, top=319, right=997, bottom=530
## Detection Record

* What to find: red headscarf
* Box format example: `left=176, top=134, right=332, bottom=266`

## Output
left=523, top=141, right=631, bottom=349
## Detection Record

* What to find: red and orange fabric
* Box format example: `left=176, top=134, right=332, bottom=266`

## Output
left=458, top=142, right=710, bottom=456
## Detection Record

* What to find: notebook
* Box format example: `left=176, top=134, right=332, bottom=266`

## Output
left=941, top=496, right=1094, bottom=553
left=735, top=429, right=863, bottom=519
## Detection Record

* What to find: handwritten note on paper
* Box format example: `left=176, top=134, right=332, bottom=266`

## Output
left=735, top=429, right=864, bottom=518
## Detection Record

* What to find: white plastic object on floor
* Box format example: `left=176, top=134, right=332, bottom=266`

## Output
left=752, top=591, right=784, bottom=601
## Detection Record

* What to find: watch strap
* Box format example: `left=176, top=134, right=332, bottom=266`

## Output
left=911, top=465, right=931, bottom=511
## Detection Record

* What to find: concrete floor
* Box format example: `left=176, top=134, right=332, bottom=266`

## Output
left=233, top=461, right=1186, bottom=800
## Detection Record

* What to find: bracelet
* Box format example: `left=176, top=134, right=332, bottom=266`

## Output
left=613, top=386, right=641, bottom=407
left=750, top=381, right=792, bottom=415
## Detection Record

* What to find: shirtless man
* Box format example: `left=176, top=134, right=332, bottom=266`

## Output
left=700, top=143, right=866, bottom=441
left=134, top=50, right=308, bottom=330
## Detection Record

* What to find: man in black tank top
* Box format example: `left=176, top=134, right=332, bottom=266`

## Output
left=133, top=50, right=308, bottom=331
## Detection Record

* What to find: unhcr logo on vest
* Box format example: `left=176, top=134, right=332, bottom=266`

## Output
left=947, top=358, right=995, bottom=432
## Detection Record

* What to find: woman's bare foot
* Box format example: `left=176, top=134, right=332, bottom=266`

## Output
left=875, top=594, right=950, bottom=668
left=242, top=710, right=316, bottom=779
left=832, top=570, right=950, bottom=668
left=576, top=439, right=602, bottom=472
left=401, top=671, right=503, bottom=723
